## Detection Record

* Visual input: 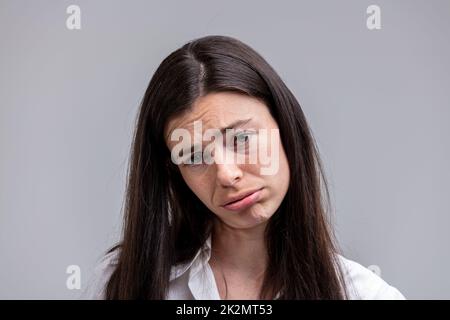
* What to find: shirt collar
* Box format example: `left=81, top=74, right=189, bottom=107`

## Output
left=169, top=233, right=212, bottom=282
left=169, top=233, right=220, bottom=299
left=169, top=232, right=281, bottom=299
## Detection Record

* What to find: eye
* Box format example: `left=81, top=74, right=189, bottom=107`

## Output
left=191, top=152, right=203, bottom=163
left=234, top=133, right=250, bottom=145
left=232, top=132, right=253, bottom=153
left=183, top=152, right=203, bottom=167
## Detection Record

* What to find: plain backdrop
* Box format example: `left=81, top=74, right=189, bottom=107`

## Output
left=1, top=0, right=449, bottom=299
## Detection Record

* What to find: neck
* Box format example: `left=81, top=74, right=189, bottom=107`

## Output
left=210, top=218, right=268, bottom=279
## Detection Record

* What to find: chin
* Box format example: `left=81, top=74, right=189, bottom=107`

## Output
left=237, top=205, right=272, bottom=228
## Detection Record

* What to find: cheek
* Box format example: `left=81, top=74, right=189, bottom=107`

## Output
left=250, top=130, right=288, bottom=177
left=262, top=142, right=290, bottom=195
left=179, top=169, right=212, bottom=203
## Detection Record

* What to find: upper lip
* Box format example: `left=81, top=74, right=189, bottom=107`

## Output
left=221, top=188, right=262, bottom=206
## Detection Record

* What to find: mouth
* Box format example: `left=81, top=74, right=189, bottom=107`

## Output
left=221, top=188, right=263, bottom=211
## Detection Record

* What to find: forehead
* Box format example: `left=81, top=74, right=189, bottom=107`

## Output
left=165, top=91, right=271, bottom=146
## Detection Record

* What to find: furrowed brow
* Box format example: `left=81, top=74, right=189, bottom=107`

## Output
left=175, top=118, right=254, bottom=153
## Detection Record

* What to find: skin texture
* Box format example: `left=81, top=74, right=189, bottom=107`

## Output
left=165, top=91, right=290, bottom=299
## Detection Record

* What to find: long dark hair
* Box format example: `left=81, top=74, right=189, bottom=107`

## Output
left=106, top=35, right=348, bottom=299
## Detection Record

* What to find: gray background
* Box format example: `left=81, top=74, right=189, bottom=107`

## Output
left=1, top=0, right=449, bottom=299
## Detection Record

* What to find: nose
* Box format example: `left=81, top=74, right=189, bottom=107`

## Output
left=215, top=162, right=243, bottom=187
left=213, top=146, right=243, bottom=187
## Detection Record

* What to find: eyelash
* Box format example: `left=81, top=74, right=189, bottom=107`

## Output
left=182, top=132, right=253, bottom=167
left=234, top=133, right=250, bottom=145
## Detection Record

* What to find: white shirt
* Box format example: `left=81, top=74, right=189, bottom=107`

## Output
left=81, top=234, right=406, bottom=300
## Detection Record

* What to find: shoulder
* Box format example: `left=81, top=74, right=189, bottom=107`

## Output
left=336, top=254, right=406, bottom=300
left=79, top=247, right=120, bottom=300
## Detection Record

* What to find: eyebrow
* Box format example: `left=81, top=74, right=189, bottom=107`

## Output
left=220, top=118, right=253, bottom=133
left=176, top=118, right=254, bottom=154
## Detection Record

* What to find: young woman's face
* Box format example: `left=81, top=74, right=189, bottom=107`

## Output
left=165, top=92, right=290, bottom=229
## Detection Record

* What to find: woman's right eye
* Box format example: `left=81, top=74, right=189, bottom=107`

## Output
left=184, top=152, right=203, bottom=166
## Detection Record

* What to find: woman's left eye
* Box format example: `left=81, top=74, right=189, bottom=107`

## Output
left=234, top=133, right=249, bottom=145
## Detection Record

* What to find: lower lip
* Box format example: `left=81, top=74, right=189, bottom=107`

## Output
left=222, top=189, right=263, bottom=211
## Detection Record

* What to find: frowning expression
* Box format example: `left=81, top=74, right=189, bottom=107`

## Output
left=165, top=91, right=290, bottom=229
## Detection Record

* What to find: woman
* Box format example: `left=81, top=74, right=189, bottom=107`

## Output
left=83, top=35, right=405, bottom=300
